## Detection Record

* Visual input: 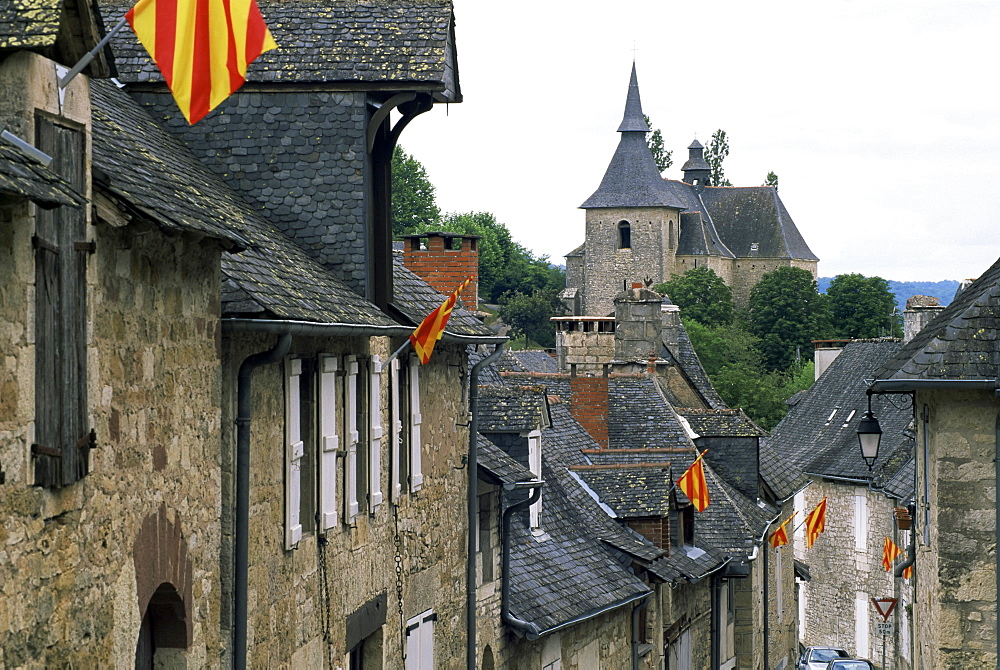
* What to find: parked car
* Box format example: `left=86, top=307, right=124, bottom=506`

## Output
left=797, top=646, right=850, bottom=670
left=826, top=661, right=876, bottom=670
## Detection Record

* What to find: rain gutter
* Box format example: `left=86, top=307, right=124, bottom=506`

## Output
left=223, top=317, right=506, bottom=344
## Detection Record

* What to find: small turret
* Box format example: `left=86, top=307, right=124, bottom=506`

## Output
left=681, top=140, right=711, bottom=187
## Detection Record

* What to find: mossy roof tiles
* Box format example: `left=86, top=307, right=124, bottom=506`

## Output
left=678, top=408, right=767, bottom=438
left=0, top=140, right=86, bottom=208
left=104, top=0, right=459, bottom=97
left=0, top=0, right=62, bottom=49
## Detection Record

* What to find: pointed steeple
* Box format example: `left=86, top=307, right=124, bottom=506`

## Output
left=581, top=65, right=685, bottom=209
left=618, top=62, right=649, bottom=132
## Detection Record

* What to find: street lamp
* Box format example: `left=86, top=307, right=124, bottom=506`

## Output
left=857, top=391, right=882, bottom=470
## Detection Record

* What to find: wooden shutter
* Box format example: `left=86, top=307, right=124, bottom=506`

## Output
left=285, top=359, right=304, bottom=549
left=405, top=610, right=435, bottom=670
left=33, top=116, right=89, bottom=487
left=408, top=355, right=423, bottom=491
left=369, top=355, right=383, bottom=510
left=318, top=355, right=339, bottom=532
left=389, top=358, right=402, bottom=503
left=345, top=356, right=360, bottom=520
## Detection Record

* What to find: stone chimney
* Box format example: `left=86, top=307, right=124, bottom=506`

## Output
left=813, top=340, right=851, bottom=381
left=401, top=232, right=480, bottom=311
left=614, top=282, right=664, bottom=362
left=569, top=366, right=609, bottom=448
left=903, top=295, right=944, bottom=343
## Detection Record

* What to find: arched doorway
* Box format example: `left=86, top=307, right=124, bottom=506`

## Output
left=135, top=582, right=188, bottom=669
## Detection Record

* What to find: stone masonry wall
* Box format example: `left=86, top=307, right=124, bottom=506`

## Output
left=583, top=207, right=677, bottom=316
left=914, top=390, right=998, bottom=670
left=130, top=88, right=371, bottom=294
left=555, top=330, right=614, bottom=376
left=0, top=55, right=224, bottom=668
left=729, top=258, right=818, bottom=309
left=221, top=335, right=471, bottom=668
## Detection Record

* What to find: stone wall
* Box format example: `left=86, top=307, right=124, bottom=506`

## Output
left=221, top=334, right=472, bottom=668
left=582, top=207, right=677, bottom=316
left=0, top=55, right=225, bottom=668
left=913, top=390, right=999, bottom=669
left=554, top=328, right=615, bottom=376
left=729, top=257, right=818, bottom=308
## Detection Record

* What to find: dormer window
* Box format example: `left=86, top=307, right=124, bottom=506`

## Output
left=618, top=221, right=631, bottom=249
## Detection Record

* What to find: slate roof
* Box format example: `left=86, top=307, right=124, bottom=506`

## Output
left=477, top=385, right=550, bottom=433
left=872, top=255, right=1000, bottom=382
left=659, top=316, right=727, bottom=410
left=608, top=376, right=692, bottom=449
left=105, top=0, right=461, bottom=100
left=570, top=464, right=673, bottom=517
left=678, top=408, right=767, bottom=438
left=698, top=186, right=818, bottom=261
left=580, top=66, right=686, bottom=210
left=390, top=257, right=498, bottom=339
left=763, top=341, right=913, bottom=500
left=0, top=140, right=86, bottom=208
left=477, top=434, right=535, bottom=485
left=676, top=211, right=734, bottom=258
left=0, top=0, right=62, bottom=49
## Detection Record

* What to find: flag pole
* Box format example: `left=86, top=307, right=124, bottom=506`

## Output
left=59, top=17, right=129, bottom=89
left=383, top=338, right=413, bottom=367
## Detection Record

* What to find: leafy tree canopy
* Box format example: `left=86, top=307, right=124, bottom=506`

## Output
left=747, top=266, right=827, bottom=371
left=653, top=266, right=734, bottom=327
left=391, top=145, right=440, bottom=236
left=643, top=115, right=673, bottom=173
left=706, top=129, right=732, bottom=187
left=763, top=171, right=779, bottom=190
left=826, top=273, right=902, bottom=339
left=498, top=290, right=558, bottom=349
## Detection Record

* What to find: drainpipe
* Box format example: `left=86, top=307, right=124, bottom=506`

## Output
left=631, top=595, right=650, bottom=670
left=500, top=481, right=544, bottom=639
left=710, top=575, right=720, bottom=669
left=234, top=333, right=291, bottom=669
left=467, top=344, right=505, bottom=670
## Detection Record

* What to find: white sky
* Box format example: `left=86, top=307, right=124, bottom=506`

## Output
left=401, top=0, right=1000, bottom=283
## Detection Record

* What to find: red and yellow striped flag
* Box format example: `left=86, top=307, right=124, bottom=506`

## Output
left=676, top=450, right=710, bottom=512
left=768, top=511, right=796, bottom=549
left=126, top=0, right=278, bottom=124
left=804, top=497, right=827, bottom=549
left=409, top=278, right=472, bottom=365
left=882, top=536, right=902, bottom=572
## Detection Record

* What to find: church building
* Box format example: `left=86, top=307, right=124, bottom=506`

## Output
left=562, top=65, right=818, bottom=316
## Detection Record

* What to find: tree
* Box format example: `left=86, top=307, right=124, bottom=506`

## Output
left=391, top=145, right=440, bottom=236
left=705, top=129, right=732, bottom=187
left=498, top=290, right=558, bottom=349
left=747, top=266, right=826, bottom=371
left=653, top=266, right=734, bottom=327
left=763, top=171, right=779, bottom=190
left=826, top=273, right=902, bottom=338
left=643, top=115, right=673, bottom=173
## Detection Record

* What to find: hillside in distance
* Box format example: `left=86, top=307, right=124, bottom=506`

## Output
left=817, top=278, right=960, bottom=311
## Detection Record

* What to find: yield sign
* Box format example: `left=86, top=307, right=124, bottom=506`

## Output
left=871, top=597, right=897, bottom=621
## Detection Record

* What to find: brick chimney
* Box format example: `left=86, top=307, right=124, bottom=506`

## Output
left=569, top=366, right=609, bottom=448
left=903, top=295, right=944, bottom=343
left=401, top=232, right=480, bottom=310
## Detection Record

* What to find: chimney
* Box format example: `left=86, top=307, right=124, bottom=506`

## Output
left=903, top=295, right=944, bottom=343
left=401, top=232, right=480, bottom=311
left=569, top=365, right=609, bottom=448
left=812, top=340, right=851, bottom=380
left=614, top=283, right=664, bottom=362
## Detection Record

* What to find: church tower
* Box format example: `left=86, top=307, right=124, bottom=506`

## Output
left=576, top=64, right=685, bottom=316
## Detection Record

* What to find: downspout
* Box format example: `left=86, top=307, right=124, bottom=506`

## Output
left=467, top=343, right=505, bottom=670
left=710, top=575, right=720, bottom=670
left=501, top=482, right=544, bottom=639
left=631, top=594, right=650, bottom=670
left=762, top=544, right=769, bottom=670
left=233, top=333, right=291, bottom=669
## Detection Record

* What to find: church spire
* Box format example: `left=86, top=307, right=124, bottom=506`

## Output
left=581, top=64, right=685, bottom=209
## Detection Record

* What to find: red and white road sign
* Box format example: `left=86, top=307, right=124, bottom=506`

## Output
left=871, top=597, right=897, bottom=621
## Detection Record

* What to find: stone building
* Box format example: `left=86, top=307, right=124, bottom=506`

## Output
left=563, top=65, right=818, bottom=316
left=764, top=340, right=916, bottom=667
left=868, top=257, right=1000, bottom=669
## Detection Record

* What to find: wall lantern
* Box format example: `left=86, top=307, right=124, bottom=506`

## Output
left=857, top=391, right=883, bottom=470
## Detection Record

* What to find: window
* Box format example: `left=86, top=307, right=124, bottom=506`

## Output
left=617, top=220, right=631, bottom=249
left=390, top=354, right=422, bottom=502
left=345, top=355, right=383, bottom=521
left=405, top=610, right=435, bottom=670
left=32, top=115, right=91, bottom=488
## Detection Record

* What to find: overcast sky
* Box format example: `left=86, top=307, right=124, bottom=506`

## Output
left=401, top=0, right=1000, bottom=283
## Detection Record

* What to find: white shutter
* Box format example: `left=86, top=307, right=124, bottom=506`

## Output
left=390, top=358, right=402, bottom=503
left=405, top=610, right=435, bottom=670
left=285, top=359, right=303, bottom=549
left=318, top=355, right=339, bottom=532
left=408, top=354, right=423, bottom=491
left=369, top=355, right=383, bottom=510
left=528, top=430, right=542, bottom=529
left=346, top=356, right=359, bottom=520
